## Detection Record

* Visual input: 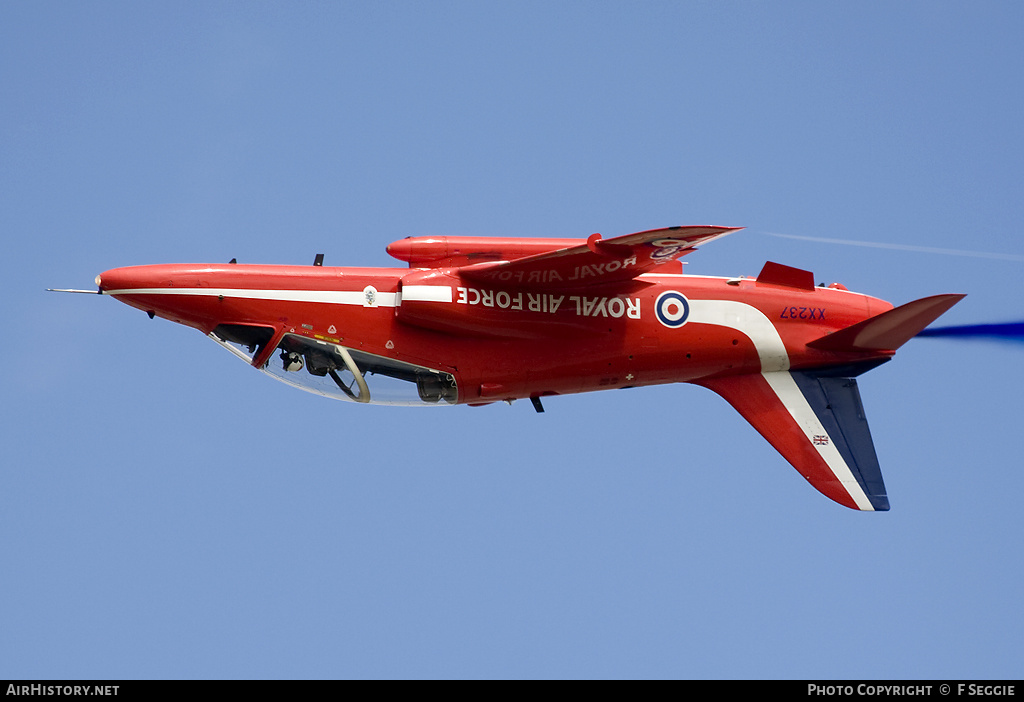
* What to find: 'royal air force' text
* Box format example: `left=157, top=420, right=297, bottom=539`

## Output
left=455, top=287, right=641, bottom=319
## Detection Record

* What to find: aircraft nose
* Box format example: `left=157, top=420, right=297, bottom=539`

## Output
left=97, top=264, right=214, bottom=328
left=96, top=264, right=173, bottom=294
left=95, top=269, right=116, bottom=293
left=96, top=265, right=142, bottom=294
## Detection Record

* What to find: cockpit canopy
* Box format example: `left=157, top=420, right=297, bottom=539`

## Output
left=210, top=328, right=457, bottom=406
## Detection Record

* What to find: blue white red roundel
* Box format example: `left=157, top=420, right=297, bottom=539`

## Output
left=655, top=291, right=690, bottom=328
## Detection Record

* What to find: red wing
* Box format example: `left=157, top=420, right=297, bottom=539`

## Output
left=457, top=226, right=741, bottom=288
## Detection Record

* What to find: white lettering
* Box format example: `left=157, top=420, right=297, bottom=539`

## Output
left=449, top=287, right=641, bottom=320
left=607, top=297, right=625, bottom=318
left=626, top=298, right=641, bottom=319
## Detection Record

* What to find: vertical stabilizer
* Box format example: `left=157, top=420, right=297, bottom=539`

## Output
left=698, top=366, right=889, bottom=511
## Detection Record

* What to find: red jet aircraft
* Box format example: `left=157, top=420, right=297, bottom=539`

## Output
left=71, top=226, right=964, bottom=511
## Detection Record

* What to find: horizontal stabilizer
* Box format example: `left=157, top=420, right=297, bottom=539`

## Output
left=807, top=294, right=965, bottom=352
left=698, top=369, right=889, bottom=511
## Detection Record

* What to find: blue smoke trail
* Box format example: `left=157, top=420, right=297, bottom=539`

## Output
left=918, top=322, right=1024, bottom=344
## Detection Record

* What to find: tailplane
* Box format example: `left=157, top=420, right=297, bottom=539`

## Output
left=808, top=294, right=965, bottom=352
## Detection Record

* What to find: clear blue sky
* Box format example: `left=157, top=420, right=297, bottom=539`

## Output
left=3, top=1, right=1022, bottom=678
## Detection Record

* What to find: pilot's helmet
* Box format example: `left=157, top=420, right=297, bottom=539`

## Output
left=281, top=351, right=304, bottom=372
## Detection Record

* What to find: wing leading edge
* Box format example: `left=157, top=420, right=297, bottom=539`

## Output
left=457, top=226, right=742, bottom=288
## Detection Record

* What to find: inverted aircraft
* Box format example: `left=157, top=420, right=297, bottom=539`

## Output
left=61, top=226, right=964, bottom=511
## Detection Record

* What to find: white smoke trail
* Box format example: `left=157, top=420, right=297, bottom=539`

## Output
left=760, top=231, right=1024, bottom=263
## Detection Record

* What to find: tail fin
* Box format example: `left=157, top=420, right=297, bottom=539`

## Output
left=698, top=294, right=964, bottom=510
left=808, top=294, right=965, bottom=352
left=698, top=365, right=889, bottom=511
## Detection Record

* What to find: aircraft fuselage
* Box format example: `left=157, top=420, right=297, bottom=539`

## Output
left=97, top=261, right=893, bottom=403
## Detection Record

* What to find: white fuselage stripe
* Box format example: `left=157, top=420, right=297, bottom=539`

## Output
left=104, top=288, right=400, bottom=307
left=689, top=300, right=790, bottom=372
left=401, top=285, right=453, bottom=303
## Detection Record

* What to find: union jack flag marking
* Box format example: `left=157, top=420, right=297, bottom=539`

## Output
left=813, top=434, right=830, bottom=446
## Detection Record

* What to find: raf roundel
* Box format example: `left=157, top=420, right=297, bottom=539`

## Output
left=655, top=290, right=690, bottom=328
left=649, top=238, right=689, bottom=262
